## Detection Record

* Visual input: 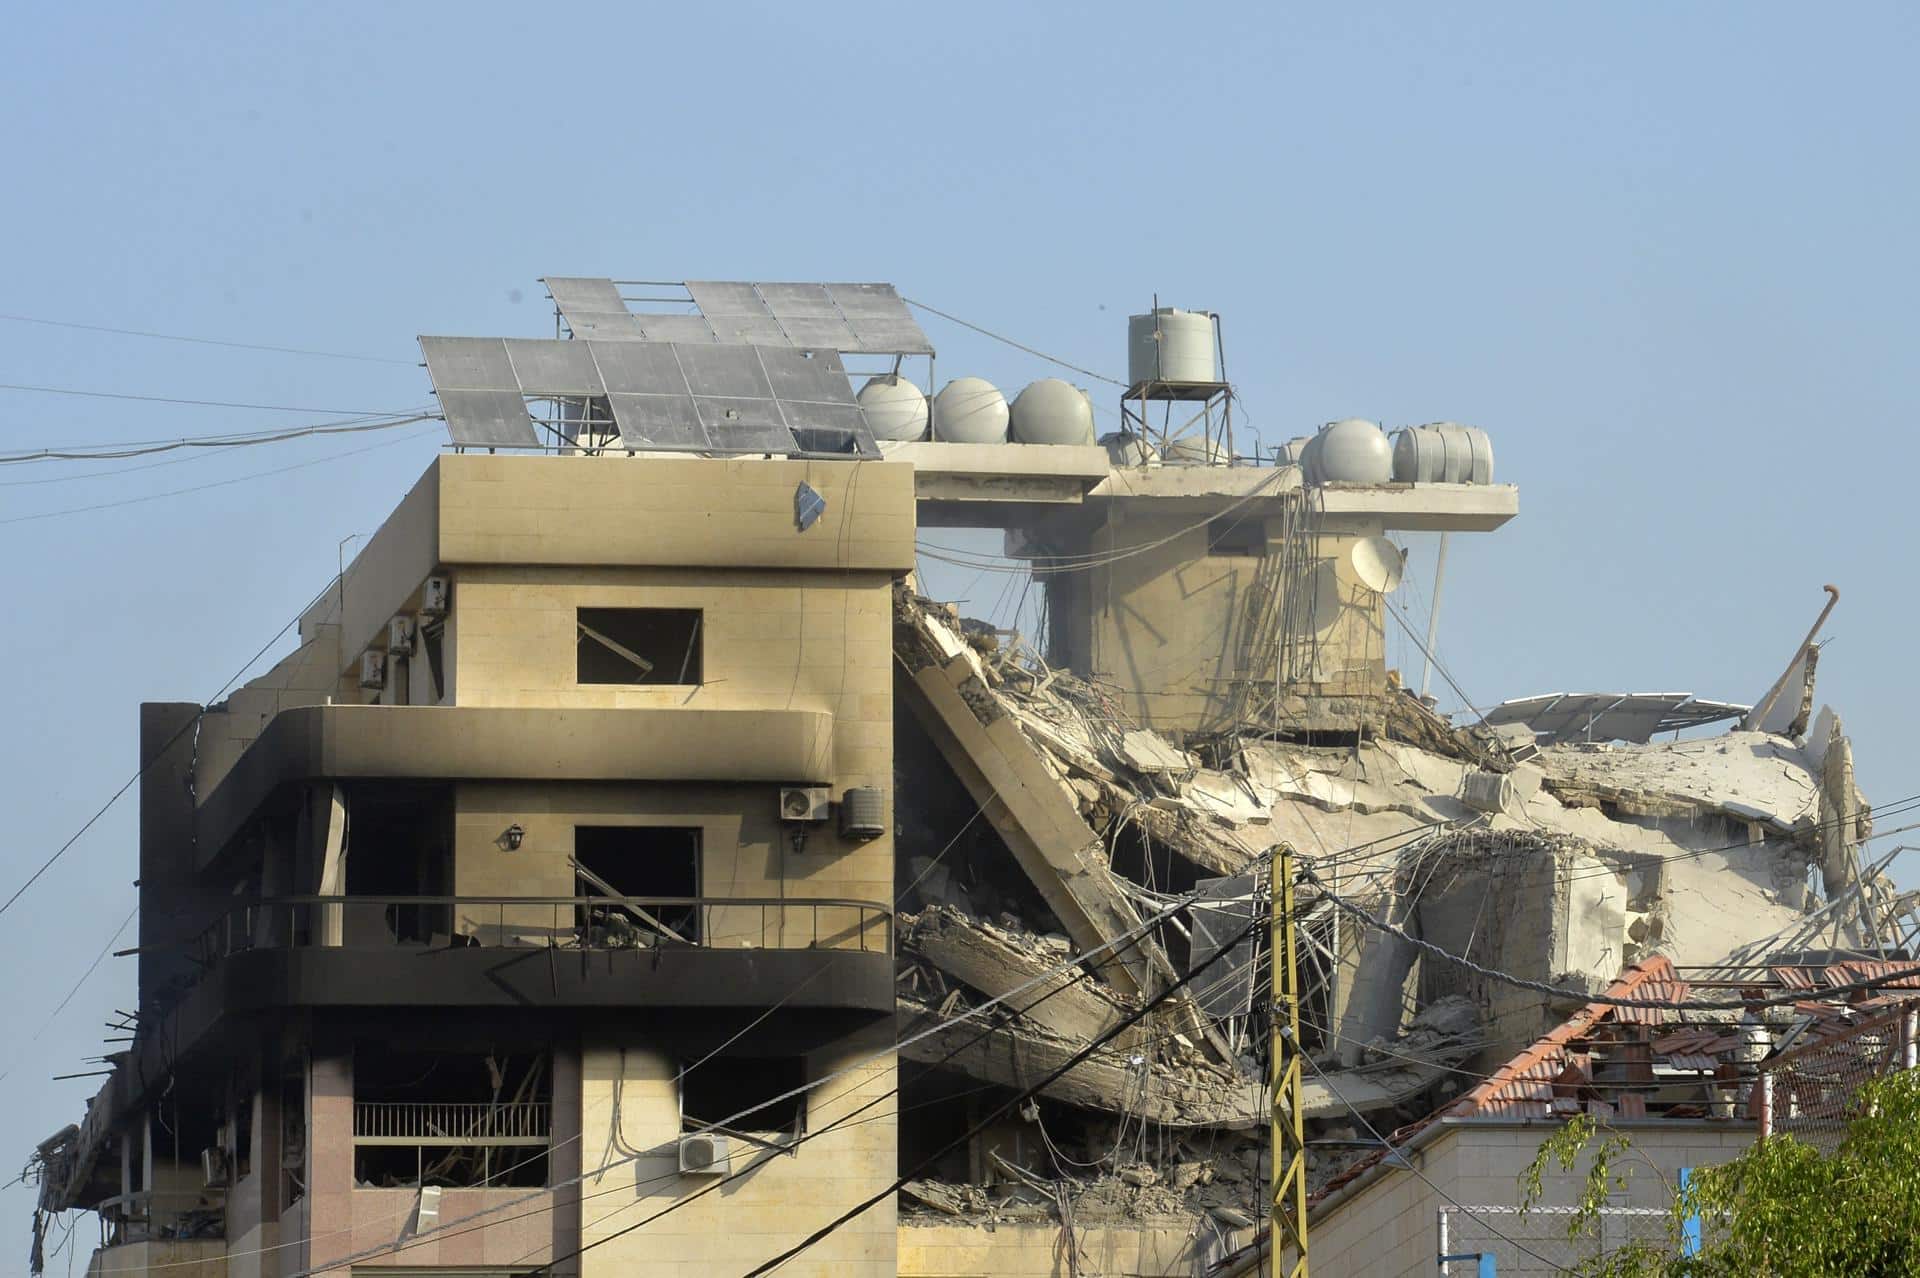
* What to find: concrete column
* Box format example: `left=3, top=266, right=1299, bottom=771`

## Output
left=305, top=1038, right=353, bottom=1277
left=550, top=1038, right=583, bottom=1278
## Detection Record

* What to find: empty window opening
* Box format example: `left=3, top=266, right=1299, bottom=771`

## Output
left=1206, top=516, right=1266, bottom=557
left=352, top=1050, right=550, bottom=1188
left=577, top=608, right=702, bottom=685
left=341, top=784, right=453, bottom=946
left=681, top=1057, right=806, bottom=1140
left=574, top=826, right=701, bottom=944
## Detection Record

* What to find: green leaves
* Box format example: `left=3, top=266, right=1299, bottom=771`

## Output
left=1519, top=1070, right=1920, bottom=1277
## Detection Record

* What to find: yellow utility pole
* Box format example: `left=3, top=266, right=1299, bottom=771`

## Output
left=1271, top=842, right=1309, bottom=1278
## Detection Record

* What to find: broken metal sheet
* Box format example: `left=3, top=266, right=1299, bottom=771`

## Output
left=794, top=482, right=826, bottom=532
left=1190, top=874, right=1259, bottom=1019
left=1482, top=692, right=1749, bottom=745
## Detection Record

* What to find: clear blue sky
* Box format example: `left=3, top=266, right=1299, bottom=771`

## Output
left=2, top=2, right=1915, bottom=1260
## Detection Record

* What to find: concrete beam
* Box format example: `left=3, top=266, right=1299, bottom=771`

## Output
left=903, top=908, right=1140, bottom=1046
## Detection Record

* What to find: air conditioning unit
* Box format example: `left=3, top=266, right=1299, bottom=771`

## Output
left=200, top=1146, right=230, bottom=1188
left=420, top=575, right=451, bottom=616
left=387, top=616, right=416, bottom=656
left=678, top=1132, right=730, bottom=1176
left=779, top=786, right=831, bottom=823
left=358, top=650, right=387, bottom=690
left=839, top=787, right=886, bottom=841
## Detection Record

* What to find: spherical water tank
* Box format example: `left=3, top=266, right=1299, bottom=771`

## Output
left=1009, top=378, right=1095, bottom=445
left=1164, top=435, right=1229, bottom=467
left=856, top=375, right=928, bottom=441
left=1390, top=422, right=1494, bottom=484
left=1101, top=431, right=1159, bottom=467
left=933, top=377, right=1009, bottom=444
left=1127, top=308, right=1217, bottom=385
left=1313, top=419, right=1393, bottom=485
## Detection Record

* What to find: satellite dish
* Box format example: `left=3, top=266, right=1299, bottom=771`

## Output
left=1345, top=536, right=1406, bottom=594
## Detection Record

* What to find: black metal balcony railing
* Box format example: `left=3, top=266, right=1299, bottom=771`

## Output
left=194, top=895, right=892, bottom=967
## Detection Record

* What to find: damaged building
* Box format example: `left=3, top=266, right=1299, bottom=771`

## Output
left=25, top=280, right=1907, bottom=1278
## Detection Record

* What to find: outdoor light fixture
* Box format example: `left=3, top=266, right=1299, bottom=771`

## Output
left=503, top=824, right=525, bottom=851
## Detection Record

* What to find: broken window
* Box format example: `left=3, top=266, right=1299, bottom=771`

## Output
left=574, top=826, right=701, bottom=944
left=352, top=1051, right=550, bottom=1189
left=576, top=607, right=702, bottom=685
left=1206, top=515, right=1266, bottom=557
left=681, top=1057, right=805, bottom=1139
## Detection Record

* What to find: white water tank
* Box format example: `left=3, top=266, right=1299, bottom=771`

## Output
left=1164, top=435, right=1229, bottom=467
left=1312, top=419, right=1392, bottom=485
left=1127, top=308, right=1216, bottom=385
left=1276, top=437, right=1312, bottom=468
left=1101, top=431, right=1159, bottom=467
left=1009, top=379, right=1095, bottom=445
left=1390, top=422, right=1494, bottom=484
left=856, top=376, right=928, bottom=441
left=933, top=378, right=1009, bottom=444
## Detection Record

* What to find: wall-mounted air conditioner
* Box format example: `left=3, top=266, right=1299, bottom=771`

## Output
left=421, top=575, right=451, bottom=616
left=678, top=1132, right=730, bottom=1176
left=200, top=1146, right=230, bottom=1188
left=387, top=616, right=416, bottom=656
left=779, top=786, right=831, bottom=824
left=358, top=651, right=386, bottom=690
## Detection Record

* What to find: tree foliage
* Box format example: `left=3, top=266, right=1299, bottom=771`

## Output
left=1519, top=1069, right=1920, bottom=1277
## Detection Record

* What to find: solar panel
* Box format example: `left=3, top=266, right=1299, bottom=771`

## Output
left=823, top=282, right=908, bottom=318
left=504, top=339, right=603, bottom=395
left=706, top=315, right=790, bottom=346
left=543, top=277, right=646, bottom=339
left=676, top=346, right=774, bottom=400
left=436, top=389, right=542, bottom=448
left=706, top=421, right=801, bottom=454
left=606, top=394, right=710, bottom=450
left=1482, top=692, right=1749, bottom=746
left=695, top=396, right=788, bottom=431
left=633, top=314, right=716, bottom=344
left=586, top=342, right=689, bottom=394
left=757, top=347, right=856, bottom=405
left=685, top=281, right=768, bottom=317
left=420, top=337, right=515, bottom=390
left=777, top=316, right=862, bottom=351
left=757, top=282, right=840, bottom=318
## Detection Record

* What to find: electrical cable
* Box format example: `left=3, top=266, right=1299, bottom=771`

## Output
left=0, top=410, right=436, bottom=465
left=568, top=914, right=1268, bottom=1278
left=0, top=906, right=139, bottom=1086
left=1301, top=864, right=1920, bottom=1011
left=208, top=886, right=1218, bottom=1277
left=901, top=297, right=1128, bottom=387
left=0, top=311, right=416, bottom=365
left=1297, top=1050, right=1576, bottom=1274
left=0, top=381, right=413, bottom=416
left=0, top=424, right=442, bottom=527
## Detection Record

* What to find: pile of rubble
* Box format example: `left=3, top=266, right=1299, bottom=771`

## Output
left=888, top=585, right=1901, bottom=1232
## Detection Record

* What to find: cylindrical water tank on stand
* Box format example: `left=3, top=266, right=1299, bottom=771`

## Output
left=1009, top=378, right=1096, bottom=445
left=1390, top=422, right=1494, bottom=484
left=933, top=378, right=1009, bottom=444
left=1127, top=308, right=1217, bottom=385
left=1312, top=418, right=1393, bottom=485
left=857, top=375, right=929, bottom=441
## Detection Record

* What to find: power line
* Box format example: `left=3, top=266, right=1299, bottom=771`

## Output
left=0, top=410, right=436, bottom=465
left=1301, top=864, right=1920, bottom=1012
left=0, top=574, right=344, bottom=923
left=0, top=311, right=417, bottom=365
left=0, top=905, right=138, bottom=1085
left=0, top=381, right=415, bottom=415
left=719, top=917, right=1265, bottom=1278
left=902, top=297, right=1128, bottom=387
left=0, top=424, right=442, bottom=526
